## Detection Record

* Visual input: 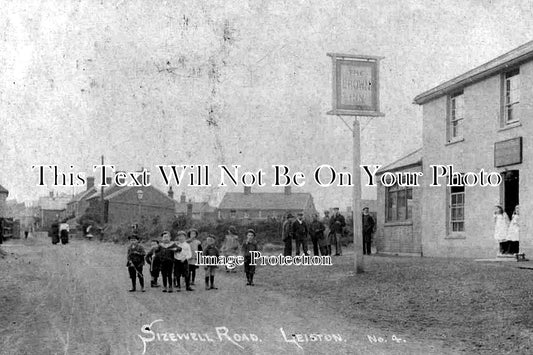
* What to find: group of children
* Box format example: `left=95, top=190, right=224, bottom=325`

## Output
left=126, top=227, right=259, bottom=292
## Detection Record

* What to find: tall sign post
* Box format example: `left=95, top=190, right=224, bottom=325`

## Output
left=327, top=53, right=384, bottom=273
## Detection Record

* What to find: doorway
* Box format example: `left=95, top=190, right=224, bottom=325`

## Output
left=502, top=170, right=519, bottom=219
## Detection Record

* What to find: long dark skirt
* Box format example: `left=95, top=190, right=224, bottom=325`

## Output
left=60, top=230, right=69, bottom=244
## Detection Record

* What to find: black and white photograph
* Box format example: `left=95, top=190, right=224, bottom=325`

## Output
left=1, top=1, right=532, bottom=354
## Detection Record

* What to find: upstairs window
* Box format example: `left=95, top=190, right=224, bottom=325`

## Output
left=448, top=91, right=464, bottom=141
left=504, top=69, right=520, bottom=124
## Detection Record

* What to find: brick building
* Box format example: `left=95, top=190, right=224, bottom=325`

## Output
left=218, top=186, right=317, bottom=222
left=414, top=40, right=533, bottom=258
left=85, top=184, right=175, bottom=226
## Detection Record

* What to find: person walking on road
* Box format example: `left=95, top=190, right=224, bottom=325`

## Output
left=126, top=234, right=146, bottom=292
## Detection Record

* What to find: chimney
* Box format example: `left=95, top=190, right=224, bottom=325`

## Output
left=244, top=186, right=251, bottom=195
left=187, top=202, right=193, bottom=217
left=105, top=177, right=113, bottom=186
left=168, top=186, right=174, bottom=199
left=86, top=177, right=95, bottom=191
left=49, top=191, right=54, bottom=198
left=284, top=186, right=291, bottom=195
left=180, top=192, right=186, bottom=203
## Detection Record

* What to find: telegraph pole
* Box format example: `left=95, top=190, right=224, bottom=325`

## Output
left=101, top=155, right=105, bottom=225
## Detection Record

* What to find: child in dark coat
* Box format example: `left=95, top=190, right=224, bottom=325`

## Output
left=159, top=231, right=180, bottom=293
left=242, top=229, right=259, bottom=286
left=126, top=234, right=146, bottom=292
left=203, top=235, right=220, bottom=290
left=145, top=240, right=162, bottom=287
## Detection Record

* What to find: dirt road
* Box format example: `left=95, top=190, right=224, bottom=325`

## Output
left=0, top=236, right=448, bottom=355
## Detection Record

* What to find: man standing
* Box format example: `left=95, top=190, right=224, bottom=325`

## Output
left=309, top=214, right=325, bottom=256
left=292, top=212, right=309, bottom=255
left=362, top=207, right=375, bottom=255
left=329, top=207, right=345, bottom=256
left=322, top=210, right=331, bottom=255
left=281, top=213, right=294, bottom=256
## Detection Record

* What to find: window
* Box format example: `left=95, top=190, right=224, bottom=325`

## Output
left=386, top=184, right=413, bottom=221
left=243, top=211, right=249, bottom=219
left=448, top=91, right=464, bottom=141
left=230, top=210, right=236, bottom=218
left=504, top=69, right=520, bottom=124
left=449, top=182, right=465, bottom=232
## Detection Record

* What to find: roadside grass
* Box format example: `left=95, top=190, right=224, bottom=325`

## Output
left=260, top=250, right=533, bottom=354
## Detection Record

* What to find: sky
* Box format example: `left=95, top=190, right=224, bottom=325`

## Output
left=1, top=0, right=533, bottom=212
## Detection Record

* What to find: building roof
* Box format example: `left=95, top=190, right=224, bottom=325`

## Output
left=175, top=201, right=216, bottom=214
left=413, top=40, right=533, bottom=105
left=87, top=185, right=175, bottom=203
left=218, top=192, right=313, bottom=211
left=0, top=184, right=8, bottom=194
left=38, top=195, right=71, bottom=211
left=68, top=187, right=97, bottom=204
left=379, top=148, right=422, bottom=173
left=86, top=184, right=123, bottom=200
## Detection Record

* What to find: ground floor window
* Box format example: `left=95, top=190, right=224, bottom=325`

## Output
left=386, top=184, right=413, bottom=221
left=450, top=184, right=465, bottom=232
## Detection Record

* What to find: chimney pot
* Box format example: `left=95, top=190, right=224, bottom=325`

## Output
left=168, top=186, right=174, bottom=199
left=180, top=192, right=186, bottom=203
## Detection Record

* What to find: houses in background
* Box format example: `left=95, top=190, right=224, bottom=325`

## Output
left=174, top=190, right=217, bottom=222
left=37, top=192, right=71, bottom=230
left=217, top=186, right=317, bottom=222
left=84, top=183, right=175, bottom=226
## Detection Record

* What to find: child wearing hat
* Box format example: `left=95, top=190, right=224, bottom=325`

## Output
left=242, top=229, right=259, bottom=286
left=174, top=230, right=193, bottom=291
left=159, top=231, right=181, bottom=293
left=203, top=235, right=220, bottom=290
left=126, top=234, right=146, bottom=292
left=187, top=228, right=202, bottom=286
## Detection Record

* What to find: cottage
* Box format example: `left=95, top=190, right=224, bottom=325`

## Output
left=218, top=186, right=317, bottom=222
left=85, top=183, right=175, bottom=225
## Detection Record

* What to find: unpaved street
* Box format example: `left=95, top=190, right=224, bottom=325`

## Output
left=0, top=236, right=447, bottom=355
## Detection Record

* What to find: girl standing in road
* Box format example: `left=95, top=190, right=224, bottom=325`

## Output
left=507, top=205, right=520, bottom=255
left=493, top=204, right=510, bottom=255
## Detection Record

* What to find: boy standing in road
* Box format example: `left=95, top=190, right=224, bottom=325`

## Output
left=174, top=231, right=193, bottom=291
left=126, top=234, right=146, bottom=292
left=159, top=231, right=180, bottom=293
left=146, top=239, right=162, bottom=287
left=203, top=236, right=220, bottom=290
left=242, top=229, right=259, bottom=286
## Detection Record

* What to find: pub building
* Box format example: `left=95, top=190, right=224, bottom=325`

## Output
left=413, top=40, right=533, bottom=258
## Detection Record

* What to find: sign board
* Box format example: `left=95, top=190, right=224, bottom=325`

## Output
left=494, top=137, right=522, bottom=167
left=327, top=53, right=384, bottom=117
